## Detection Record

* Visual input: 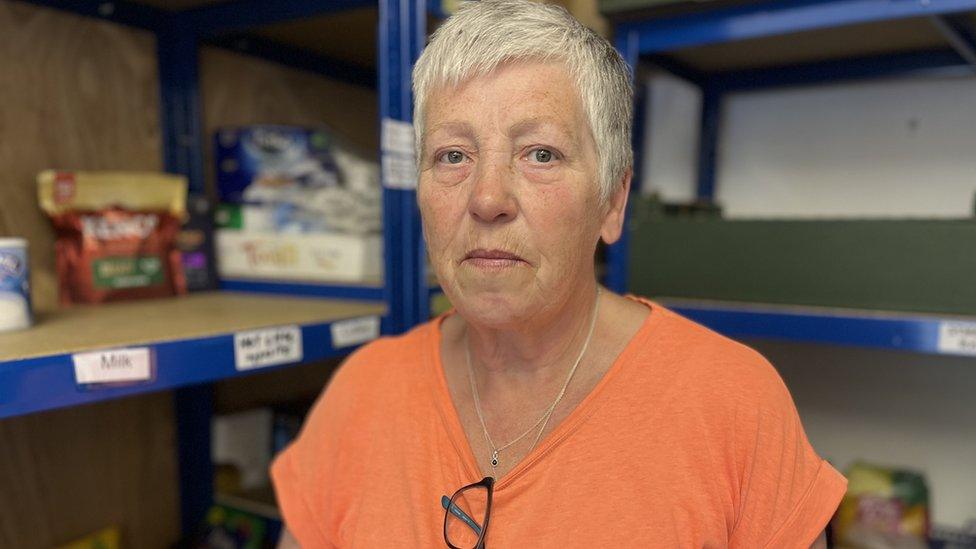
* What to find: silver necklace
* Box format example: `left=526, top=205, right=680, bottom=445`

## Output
left=465, top=287, right=601, bottom=471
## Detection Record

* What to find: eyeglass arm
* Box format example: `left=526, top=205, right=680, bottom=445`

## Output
left=441, top=495, right=483, bottom=537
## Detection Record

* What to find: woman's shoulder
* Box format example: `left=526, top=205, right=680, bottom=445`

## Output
left=331, top=318, right=440, bottom=387
left=625, top=296, right=785, bottom=396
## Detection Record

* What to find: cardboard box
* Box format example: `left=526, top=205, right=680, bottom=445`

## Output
left=216, top=229, right=382, bottom=283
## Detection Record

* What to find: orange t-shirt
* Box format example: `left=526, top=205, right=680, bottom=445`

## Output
left=271, top=298, right=846, bottom=547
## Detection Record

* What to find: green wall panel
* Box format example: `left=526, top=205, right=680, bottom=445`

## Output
left=629, top=209, right=976, bottom=315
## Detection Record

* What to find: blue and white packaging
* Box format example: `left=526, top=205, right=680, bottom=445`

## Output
left=214, top=125, right=381, bottom=235
left=215, top=125, right=341, bottom=205
left=0, top=238, right=32, bottom=332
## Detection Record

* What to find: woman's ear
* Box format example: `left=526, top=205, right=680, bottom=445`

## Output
left=600, top=168, right=633, bottom=245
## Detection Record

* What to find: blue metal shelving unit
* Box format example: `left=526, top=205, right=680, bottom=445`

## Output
left=8, top=0, right=437, bottom=536
left=610, top=0, right=976, bottom=356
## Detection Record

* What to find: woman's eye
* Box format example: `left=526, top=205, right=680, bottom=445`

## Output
left=530, top=149, right=555, bottom=163
left=438, top=150, right=466, bottom=164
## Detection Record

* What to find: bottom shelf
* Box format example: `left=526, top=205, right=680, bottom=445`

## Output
left=183, top=488, right=282, bottom=548
left=215, top=486, right=280, bottom=521
left=661, top=298, right=976, bottom=357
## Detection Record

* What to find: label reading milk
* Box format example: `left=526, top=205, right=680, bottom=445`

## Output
left=73, top=347, right=153, bottom=385
left=938, top=321, right=976, bottom=356
left=331, top=316, right=381, bottom=348
left=234, top=325, right=303, bottom=371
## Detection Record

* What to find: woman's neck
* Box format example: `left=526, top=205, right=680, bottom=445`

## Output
left=462, top=282, right=602, bottom=391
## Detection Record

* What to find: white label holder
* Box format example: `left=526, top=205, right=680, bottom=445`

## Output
left=937, top=321, right=976, bottom=356
left=234, top=325, right=304, bottom=371
left=73, top=347, right=153, bottom=385
left=331, top=316, right=381, bottom=348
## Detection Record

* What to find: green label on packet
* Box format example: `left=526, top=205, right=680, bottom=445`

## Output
left=93, top=256, right=164, bottom=289
left=214, top=203, right=242, bottom=229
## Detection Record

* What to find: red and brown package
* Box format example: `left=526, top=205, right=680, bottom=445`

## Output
left=38, top=171, right=188, bottom=305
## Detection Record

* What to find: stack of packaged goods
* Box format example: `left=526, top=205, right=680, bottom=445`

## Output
left=833, top=462, right=930, bottom=549
left=214, top=126, right=382, bottom=284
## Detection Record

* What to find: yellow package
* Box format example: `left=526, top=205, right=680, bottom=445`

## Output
left=38, top=171, right=188, bottom=304
left=833, top=461, right=929, bottom=548
left=57, top=526, right=120, bottom=549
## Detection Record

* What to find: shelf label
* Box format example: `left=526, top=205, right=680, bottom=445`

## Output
left=381, top=118, right=415, bottom=155
left=382, top=152, right=417, bottom=189
left=234, top=325, right=303, bottom=371
left=937, top=321, right=976, bottom=356
left=331, top=316, right=381, bottom=348
left=73, top=347, right=152, bottom=385
left=381, top=118, right=417, bottom=190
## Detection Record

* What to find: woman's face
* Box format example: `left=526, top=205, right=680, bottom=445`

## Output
left=418, top=61, right=625, bottom=327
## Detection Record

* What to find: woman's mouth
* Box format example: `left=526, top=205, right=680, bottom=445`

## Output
left=463, top=249, right=527, bottom=269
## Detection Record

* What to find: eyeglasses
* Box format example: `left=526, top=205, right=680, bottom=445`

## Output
left=441, top=476, right=495, bottom=549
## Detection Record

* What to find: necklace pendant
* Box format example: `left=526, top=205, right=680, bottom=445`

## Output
left=490, top=450, right=499, bottom=468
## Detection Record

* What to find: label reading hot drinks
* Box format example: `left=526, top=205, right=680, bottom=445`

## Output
left=234, top=325, right=303, bottom=371
left=938, top=321, right=976, bottom=356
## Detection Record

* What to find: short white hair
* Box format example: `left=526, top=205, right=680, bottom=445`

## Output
left=412, top=0, right=633, bottom=203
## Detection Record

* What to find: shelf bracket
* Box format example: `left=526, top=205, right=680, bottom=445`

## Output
left=205, top=33, right=377, bottom=88
left=177, top=0, right=377, bottom=38
left=696, top=84, right=722, bottom=202
left=929, top=15, right=976, bottom=73
left=644, top=54, right=710, bottom=88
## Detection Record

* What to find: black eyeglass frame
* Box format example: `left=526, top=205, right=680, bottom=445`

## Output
left=443, top=476, right=495, bottom=549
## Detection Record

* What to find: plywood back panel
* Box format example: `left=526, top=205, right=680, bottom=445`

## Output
left=0, top=2, right=162, bottom=312
left=200, top=48, right=379, bottom=199
left=0, top=393, right=180, bottom=548
left=215, top=357, right=343, bottom=414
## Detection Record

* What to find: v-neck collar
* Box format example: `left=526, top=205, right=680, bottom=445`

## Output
left=426, top=296, right=660, bottom=492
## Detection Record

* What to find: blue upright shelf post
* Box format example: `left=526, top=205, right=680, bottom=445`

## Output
left=156, top=16, right=213, bottom=537
left=380, top=0, right=428, bottom=334
left=606, top=29, right=641, bottom=294
left=696, top=83, right=722, bottom=202
left=158, top=18, right=206, bottom=195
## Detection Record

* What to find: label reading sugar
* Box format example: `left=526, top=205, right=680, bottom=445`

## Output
left=234, top=325, right=303, bottom=371
left=381, top=118, right=415, bottom=155
left=73, top=347, right=152, bottom=385
left=331, top=316, right=381, bottom=348
left=937, top=321, right=976, bottom=356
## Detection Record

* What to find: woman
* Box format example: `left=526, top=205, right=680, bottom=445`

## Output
left=273, top=1, right=845, bottom=547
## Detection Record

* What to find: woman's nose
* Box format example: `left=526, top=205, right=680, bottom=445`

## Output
left=468, top=154, right=517, bottom=224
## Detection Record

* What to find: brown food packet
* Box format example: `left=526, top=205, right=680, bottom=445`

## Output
left=38, top=171, right=188, bottom=305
